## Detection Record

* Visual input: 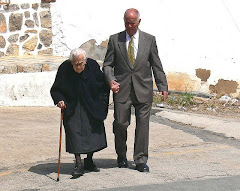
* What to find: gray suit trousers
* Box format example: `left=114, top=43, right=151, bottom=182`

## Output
left=113, top=86, right=152, bottom=165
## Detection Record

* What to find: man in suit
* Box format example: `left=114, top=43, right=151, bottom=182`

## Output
left=103, top=8, right=168, bottom=172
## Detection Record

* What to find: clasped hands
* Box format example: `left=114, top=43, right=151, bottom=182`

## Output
left=109, top=80, right=120, bottom=94
left=110, top=80, right=168, bottom=101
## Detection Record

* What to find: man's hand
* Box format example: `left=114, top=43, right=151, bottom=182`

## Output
left=159, top=91, right=168, bottom=101
left=57, top=100, right=66, bottom=109
left=109, top=80, right=120, bottom=94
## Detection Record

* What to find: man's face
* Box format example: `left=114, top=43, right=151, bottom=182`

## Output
left=124, top=11, right=141, bottom=37
left=72, top=54, right=86, bottom=74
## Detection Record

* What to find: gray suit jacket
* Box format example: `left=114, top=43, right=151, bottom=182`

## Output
left=103, top=30, right=168, bottom=103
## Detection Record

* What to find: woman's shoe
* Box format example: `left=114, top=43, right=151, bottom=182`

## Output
left=84, top=158, right=100, bottom=172
left=71, top=162, right=84, bottom=178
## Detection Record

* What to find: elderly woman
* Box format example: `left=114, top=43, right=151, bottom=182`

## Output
left=50, top=48, right=109, bottom=178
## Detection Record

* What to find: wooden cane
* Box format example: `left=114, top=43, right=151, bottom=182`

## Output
left=57, top=109, right=63, bottom=182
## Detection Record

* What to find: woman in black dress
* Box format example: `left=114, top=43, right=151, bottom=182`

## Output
left=50, top=48, right=109, bottom=178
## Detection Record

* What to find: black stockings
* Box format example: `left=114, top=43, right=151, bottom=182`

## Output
left=74, top=152, right=94, bottom=163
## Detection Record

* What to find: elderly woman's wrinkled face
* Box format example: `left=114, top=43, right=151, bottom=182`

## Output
left=72, top=54, right=86, bottom=73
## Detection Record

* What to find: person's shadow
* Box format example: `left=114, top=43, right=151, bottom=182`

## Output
left=28, top=159, right=135, bottom=181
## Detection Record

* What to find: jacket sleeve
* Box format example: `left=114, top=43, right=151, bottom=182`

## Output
left=149, top=36, right=168, bottom=92
left=94, top=60, right=110, bottom=112
left=50, top=63, right=67, bottom=105
left=103, top=35, right=117, bottom=83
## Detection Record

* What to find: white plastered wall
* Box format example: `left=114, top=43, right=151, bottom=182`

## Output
left=1, top=0, right=240, bottom=106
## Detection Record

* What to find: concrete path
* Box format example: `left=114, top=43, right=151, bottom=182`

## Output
left=0, top=106, right=240, bottom=190
left=155, top=108, right=240, bottom=139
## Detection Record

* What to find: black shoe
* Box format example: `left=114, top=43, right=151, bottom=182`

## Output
left=84, top=158, right=100, bottom=172
left=117, top=157, right=128, bottom=168
left=71, top=162, right=84, bottom=178
left=135, top=163, right=149, bottom=172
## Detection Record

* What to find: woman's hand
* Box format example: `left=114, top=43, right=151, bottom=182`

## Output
left=57, top=100, right=67, bottom=109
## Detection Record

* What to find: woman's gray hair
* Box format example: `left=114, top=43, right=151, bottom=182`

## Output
left=69, top=48, right=87, bottom=61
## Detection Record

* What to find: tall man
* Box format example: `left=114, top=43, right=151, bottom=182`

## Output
left=103, top=8, right=168, bottom=172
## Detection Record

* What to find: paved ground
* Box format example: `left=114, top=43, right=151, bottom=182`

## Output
left=0, top=106, right=240, bottom=191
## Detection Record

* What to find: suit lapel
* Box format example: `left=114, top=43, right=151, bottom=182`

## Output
left=118, top=31, right=132, bottom=69
left=135, top=30, right=146, bottom=67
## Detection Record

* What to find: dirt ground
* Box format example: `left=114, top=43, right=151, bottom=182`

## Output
left=153, top=93, right=240, bottom=120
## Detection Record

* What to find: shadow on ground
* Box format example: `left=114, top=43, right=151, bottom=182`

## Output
left=28, top=158, right=136, bottom=177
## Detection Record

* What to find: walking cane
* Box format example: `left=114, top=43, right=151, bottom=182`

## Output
left=57, top=109, right=63, bottom=182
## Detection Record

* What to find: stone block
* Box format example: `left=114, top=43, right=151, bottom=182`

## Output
left=0, top=36, right=6, bottom=48
left=25, top=20, right=35, bottom=28
left=80, top=39, right=107, bottom=62
left=3, top=4, right=20, bottom=12
left=20, top=34, right=29, bottom=42
left=9, top=13, right=23, bottom=32
left=39, top=29, right=52, bottom=47
left=25, top=30, right=38, bottom=34
left=16, top=63, right=42, bottom=73
left=37, top=43, right=42, bottom=49
left=38, top=48, right=53, bottom=55
left=32, top=3, right=39, bottom=11
left=40, top=11, right=51, bottom=29
left=8, top=34, right=19, bottom=43
left=23, top=36, right=38, bottom=51
left=42, top=64, right=50, bottom=71
left=0, top=64, right=17, bottom=74
left=40, top=3, right=51, bottom=9
left=0, top=13, right=7, bottom=33
left=33, top=12, right=39, bottom=27
left=0, top=51, right=5, bottom=57
left=6, top=44, right=19, bottom=56
left=20, top=3, right=30, bottom=9
left=24, top=11, right=30, bottom=18
left=43, top=62, right=60, bottom=71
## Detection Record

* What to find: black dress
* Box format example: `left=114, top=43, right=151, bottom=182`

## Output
left=63, top=73, right=107, bottom=154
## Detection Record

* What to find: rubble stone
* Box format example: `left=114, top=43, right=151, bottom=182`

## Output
left=0, top=36, right=6, bottom=48
left=24, top=11, right=30, bottom=18
left=39, top=29, right=52, bottom=47
left=8, top=34, right=19, bottom=43
left=22, top=36, right=38, bottom=51
left=9, top=13, right=23, bottom=32
left=6, top=44, right=19, bottom=56
left=32, top=3, right=39, bottom=11
left=0, top=13, right=7, bottom=33
left=20, top=3, right=30, bottom=9
left=25, top=20, right=35, bottom=28
left=39, top=11, right=51, bottom=29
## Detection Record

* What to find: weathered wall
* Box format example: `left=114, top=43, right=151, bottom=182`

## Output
left=0, top=71, right=56, bottom=106
left=50, top=0, right=240, bottom=97
left=0, top=0, right=240, bottom=107
left=0, top=1, right=53, bottom=56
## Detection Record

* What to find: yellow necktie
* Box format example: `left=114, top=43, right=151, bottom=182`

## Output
left=128, top=36, right=135, bottom=67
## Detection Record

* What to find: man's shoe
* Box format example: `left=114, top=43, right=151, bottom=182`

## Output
left=84, top=158, right=100, bottom=172
left=135, top=163, right=149, bottom=172
left=71, top=162, right=84, bottom=178
left=117, top=157, right=128, bottom=168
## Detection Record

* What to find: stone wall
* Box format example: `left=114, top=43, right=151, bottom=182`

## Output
left=0, top=3, right=52, bottom=56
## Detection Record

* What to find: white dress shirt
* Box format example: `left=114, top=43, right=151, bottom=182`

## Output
left=126, top=30, right=139, bottom=59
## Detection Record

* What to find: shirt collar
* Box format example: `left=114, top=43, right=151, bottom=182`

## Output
left=126, top=30, right=139, bottom=40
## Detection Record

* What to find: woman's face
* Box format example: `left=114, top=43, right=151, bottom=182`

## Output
left=72, top=54, right=86, bottom=73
